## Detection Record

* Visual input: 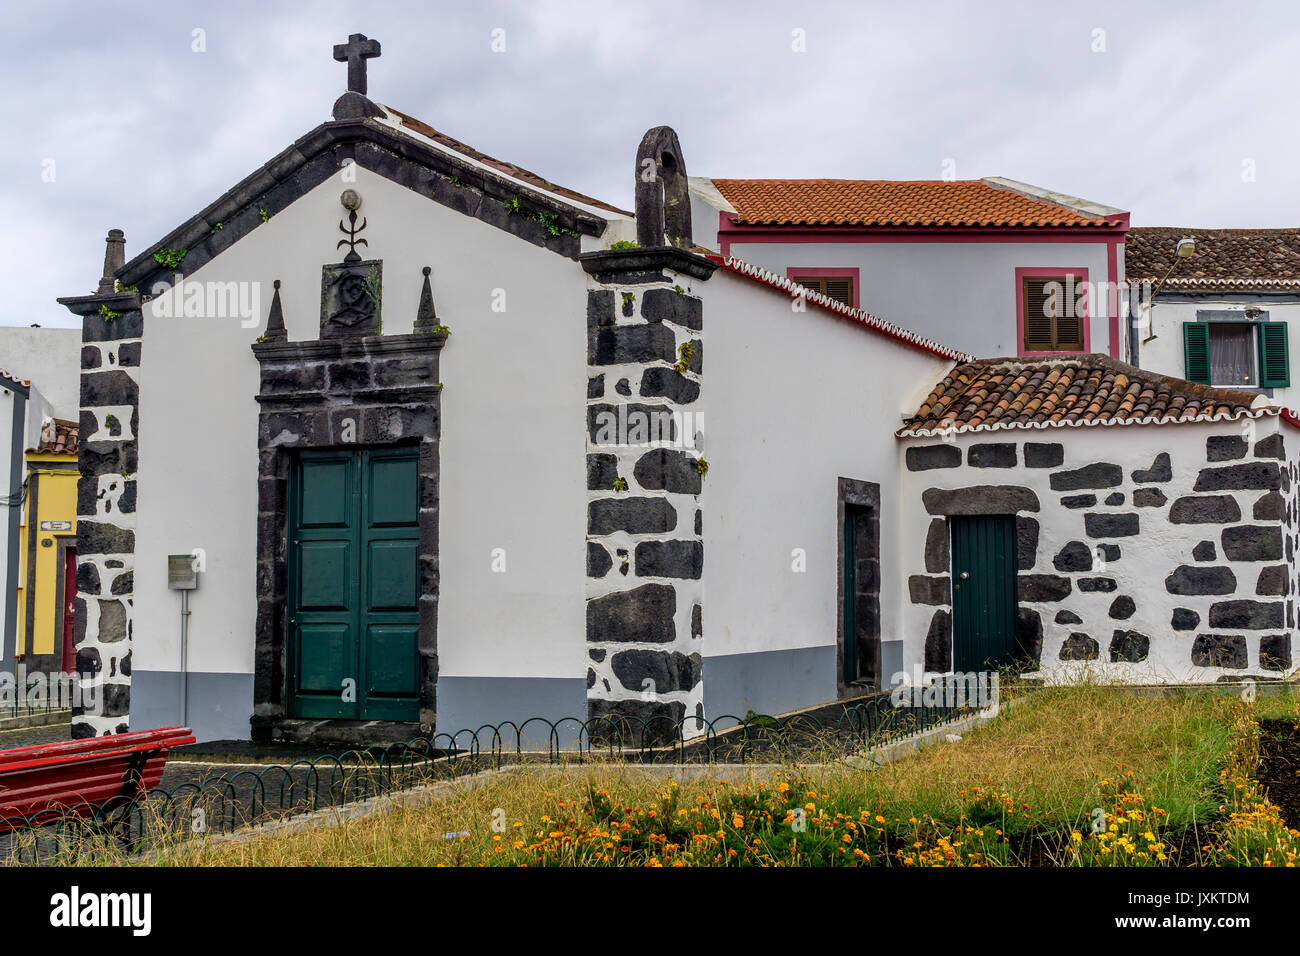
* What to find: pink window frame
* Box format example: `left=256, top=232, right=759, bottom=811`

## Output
left=1016, top=266, right=1091, bottom=356
left=786, top=267, right=861, bottom=309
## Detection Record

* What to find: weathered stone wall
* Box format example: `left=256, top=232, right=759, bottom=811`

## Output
left=901, top=418, right=1297, bottom=682
left=583, top=255, right=710, bottom=738
left=67, top=293, right=144, bottom=737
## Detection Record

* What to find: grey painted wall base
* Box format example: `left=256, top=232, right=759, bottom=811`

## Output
left=436, top=676, right=587, bottom=749
left=131, top=670, right=254, bottom=742
left=881, top=640, right=904, bottom=687
left=705, top=645, right=836, bottom=726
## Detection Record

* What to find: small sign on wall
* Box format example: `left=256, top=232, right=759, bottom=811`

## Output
left=39, top=520, right=72, bottom=532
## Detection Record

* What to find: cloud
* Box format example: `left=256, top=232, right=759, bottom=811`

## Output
left=7, top=0, right=1299, bottom=328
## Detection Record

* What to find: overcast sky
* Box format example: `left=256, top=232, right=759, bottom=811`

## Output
left=7, top=0, right=1300, bottom=328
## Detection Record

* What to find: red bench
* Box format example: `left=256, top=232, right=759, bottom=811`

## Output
left=0, top=726, right=195, bottom=832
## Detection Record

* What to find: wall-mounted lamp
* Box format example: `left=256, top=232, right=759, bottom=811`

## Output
left=1142, top=236, right=1197, bottom=344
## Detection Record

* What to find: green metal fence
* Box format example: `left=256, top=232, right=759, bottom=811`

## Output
left=0, top=689, right=980, bottom=864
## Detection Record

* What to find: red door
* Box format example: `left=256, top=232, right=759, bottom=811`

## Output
left=61, top=548, right=77, bottom=674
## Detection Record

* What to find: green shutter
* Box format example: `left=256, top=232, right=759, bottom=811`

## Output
left=1183, top=322, right=1211, bottom=384
left=1258, top=322, right=1290, bottom=388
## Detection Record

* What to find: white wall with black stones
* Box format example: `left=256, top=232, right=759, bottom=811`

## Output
left=899, top=416, right=1298, bottom=683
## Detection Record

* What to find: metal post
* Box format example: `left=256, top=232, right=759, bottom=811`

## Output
left=179, top=589, right=188, bottom=726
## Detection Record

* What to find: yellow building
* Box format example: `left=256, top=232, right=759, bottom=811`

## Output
left=14, top=419, right=78, bottom=675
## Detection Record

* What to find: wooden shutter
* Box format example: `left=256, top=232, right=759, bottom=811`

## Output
left=1022, top=277, right=1082, bottom=351
left=792, top=275, right=854, bottom=307
left=1258, top=322, right=1290, bottom=388
left=1183, top=322, right=1211, bottom=384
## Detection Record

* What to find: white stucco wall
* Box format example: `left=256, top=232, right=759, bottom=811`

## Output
left=131, top=165, right=587, bottom=711
left=0, top=327, right=83, bottom=421
left=726, top=240, right=1115, bottom=360
left=700, top=269, right=953, bottom=713
left=898, top=417, right=1298, bottom=684
left=1138, top=298, right=1300, bottom=409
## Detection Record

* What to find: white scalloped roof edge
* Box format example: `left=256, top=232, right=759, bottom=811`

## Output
left=720, top=256, right=974, bottom=362
left=896, top=405, right=1298, bottom=438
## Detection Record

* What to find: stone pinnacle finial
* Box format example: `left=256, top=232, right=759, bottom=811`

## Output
left=97, top=229, right=126, bottom=294
left=263, top=279, right=287, bottom=342
left=414, top=266, right=437, bottom=333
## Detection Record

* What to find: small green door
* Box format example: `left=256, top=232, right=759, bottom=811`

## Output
left=287, top=447, right=420, bottom=721
left=950, top=515, right=1018, bottom=672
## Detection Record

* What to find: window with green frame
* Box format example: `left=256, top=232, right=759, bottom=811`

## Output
left=1183, top=320, right=1289, bottom=388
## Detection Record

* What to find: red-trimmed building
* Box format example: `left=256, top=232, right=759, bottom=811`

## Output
left=689, top=176, right=1130, bottom=361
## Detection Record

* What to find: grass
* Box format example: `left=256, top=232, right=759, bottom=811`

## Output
left=9, top=684, right=1294, bottom=866
left=124, top=684, right=1270, bottom=867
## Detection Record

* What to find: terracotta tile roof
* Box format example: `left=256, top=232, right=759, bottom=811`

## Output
left=1127, top=227, right=1300, bottom=289
left=711, top=179, right=1115, bottom=228
left=709, top=255, right=972, bottom=361
left=30, top=419, right=78, bottom=455
left=385, top=107, right=633, bottom=217
left=899, top=356, right=1264, bottom=436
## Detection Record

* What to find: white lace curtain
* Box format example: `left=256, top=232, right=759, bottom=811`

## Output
left=1210, top=324, right=1255, bottom=386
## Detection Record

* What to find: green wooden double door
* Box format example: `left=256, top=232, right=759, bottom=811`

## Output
left=287, top=447, right=421, bottom=721
left=950, top=515, right=1019, bottom=672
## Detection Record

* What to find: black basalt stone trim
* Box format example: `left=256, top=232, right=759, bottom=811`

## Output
left=633, top=448, right=701, bottom=495
left=922, top=485, right=1039, bottom=515
left=1256, top=564, right=1287, bottom=596
left=924, top=518, right=949, bottom=574
left=1023, top=443, right=1064, bottom=468
left=640, top=288, right=703, bottom=330
left=1109, top=629, right=1149, bottom=663
left=968, top=443, right=1016, bottom=468
left=1078, top=577, right=1117, bottom=592
left=587, top=454, right=618, bottom=490
left=1194, top=462, right=1281, bottom=492
left=610, top=649, right=702, bottom=694
left=588, top=497, right=677, bottom=535
left=1206, top=435, right=1248, bottom=462
left=1166, top=565, right=1236, bottom=595
left=1131, top=453, right=1172, bottom=484
left=1253, top=433, right=1285, bottom=460
left=587, top=290, right=615, bottom=328
left=586, top=584, right=677, bottom=643
left=1055, top=609, right=1083, bottom=625
left=588, top=324, right=677, bottom=365
left=1221, top=525, right=1283, bottom=562
left=1193, top=540, right=1217, bottom=561
left=1050, top=462, right=1121, bottom=491
left=1104, top=493, right=1125, bottom=506
left=634, top=540, right=703, bottom=579
left=924, top=610, right=951, bottom=672
left=1191, top=634, right=1247, bottom=669
left=1252, top=491, right=1285, bottom=520
left=1170, top=495, right=1241, bottom=524
left=1171, top=607, right=1200, bottom=630
left=1208, top=599, right=1284, bottom=630
left=1016, top=517, right=1039, bottom=571
left=639, top=366, right=700, bottom=404
left=908, top=575, right=950, bottom=605
left=1053, top=541, right=1092, bottom=572
left=1059, top=633, right=1099, bottom=661
left=1109, top=595, right=1136, bottom=619
left=579, top=248, right=718, bottom=284
left=1084, top=512, right=1139, bottom=537
left=1133, top=487, right=1167, bottom=508
left=1061, top=494, right=1096, bottom=509
left=1260, top=633, right=1292, bottom=671
left=1020, top=574, right=1071, bottom=602
left=115, top=120, right=608, bottom=291
left=1015, top=608, right=1043, bottom=665
left=587, top=542, right=613, bottom=577
left=905, top=445, right=961, bottom=471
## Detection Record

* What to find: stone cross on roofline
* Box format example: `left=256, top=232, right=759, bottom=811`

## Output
left=333, top=33, right=380, bottom=96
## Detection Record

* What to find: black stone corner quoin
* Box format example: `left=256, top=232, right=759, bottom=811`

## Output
left=249, top=328, right=447, bottom=741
